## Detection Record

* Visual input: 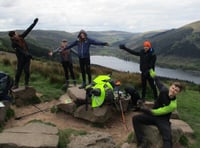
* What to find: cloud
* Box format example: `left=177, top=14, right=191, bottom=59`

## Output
left=0, top=0, right=200, bottom=32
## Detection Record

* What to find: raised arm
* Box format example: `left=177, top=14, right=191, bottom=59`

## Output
left=88, top=38, right=108, bottom=46
left=119, top=44, right=140, bottom=56
left=21, top=18, right=38, bottom=38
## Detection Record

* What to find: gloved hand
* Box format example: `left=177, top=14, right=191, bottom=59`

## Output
left=119, top=44, right=126, bottom=50
left=104, top=42, right=109, bottom=46
left=149, top=68, right=156, bottom=78
left=34, top=18, right=39, bottom=24
left=140, top=106, right=152, bottom=115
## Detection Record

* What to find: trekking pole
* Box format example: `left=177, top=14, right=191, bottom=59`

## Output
left=15, top=107, right=50, bottom=120
left=116, top=84, right=128, bottom=131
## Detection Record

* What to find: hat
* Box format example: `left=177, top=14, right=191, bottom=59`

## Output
left=143, top=41, right=152, bottom=48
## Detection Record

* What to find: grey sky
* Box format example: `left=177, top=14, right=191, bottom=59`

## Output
left=0, top=0, right=199, bottom=33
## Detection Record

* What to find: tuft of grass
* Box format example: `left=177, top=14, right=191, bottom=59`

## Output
left=58, top=128, right=87, bottom=148
left=27, top=119, right=56, bottom=127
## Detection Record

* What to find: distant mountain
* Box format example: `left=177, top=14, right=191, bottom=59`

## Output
left=0, top=21, right=200, bottom=71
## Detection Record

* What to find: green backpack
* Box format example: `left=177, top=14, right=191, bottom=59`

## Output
left=87, top=75, right=114, bottom=108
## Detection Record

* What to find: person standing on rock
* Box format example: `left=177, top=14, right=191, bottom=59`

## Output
left=119, top=41, right=158, bottom=102
left=8, top=18, right=39, bottom=89
left=49, top=39, right=77, bottom=88
left=132, top=71, right=184, bottom=148
left=63, top=29, right=109, bottom=89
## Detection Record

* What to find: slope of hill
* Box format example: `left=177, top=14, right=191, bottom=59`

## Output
left=0, top=20, right=200, bottom=71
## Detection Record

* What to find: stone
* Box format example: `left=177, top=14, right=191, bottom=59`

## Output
left=140, top=124, right=183, bottom=148
left=0, top=122, right=59, bottom=148
left=68, top=131, right=116, bottom=148
left=0, top=101, right=11, bottom=123
left=67, top=87, right=86, bottom=102
left=170, top=119, right=194, bottom=138
left=11, top=86, right=37, bottom=107
left=74, top=105, right=113, bottom=123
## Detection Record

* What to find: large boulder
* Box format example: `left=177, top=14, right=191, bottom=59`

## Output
left=0, top=122, right=59, bottom=148
left=133, top=119, right=194, bottom=148
left=67, top=131, right=116, bottom=148
left=74, top=105, right=113, bottom=123
left=11, top=86, right=38, bottom=107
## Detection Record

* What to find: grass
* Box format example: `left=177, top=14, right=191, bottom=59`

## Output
left=177, top=90, right=200, bottom=148
left=1, top=52, right=200, bottom=147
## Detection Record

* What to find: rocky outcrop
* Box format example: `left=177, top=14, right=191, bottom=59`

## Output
left=68, top=131, right=116, bottom=148
left=11, top=86, right=38, bottom=107
left=0, top=122, right=59, bottom=148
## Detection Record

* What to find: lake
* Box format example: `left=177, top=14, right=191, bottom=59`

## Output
left=91, top=55, right=200, bottom=84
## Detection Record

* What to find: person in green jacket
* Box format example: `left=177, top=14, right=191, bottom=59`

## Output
left=132, top=71, right=184, bottom=148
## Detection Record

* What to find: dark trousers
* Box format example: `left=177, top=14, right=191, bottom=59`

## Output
left=79, top=58, right=91, bottom=84
left=15, top=55, right=30, bottom=86
left=61, top=61, right=75, bottom=82
left=132, top=114, right=172, bottom=148
left=141, top=72, right=158, bottom=100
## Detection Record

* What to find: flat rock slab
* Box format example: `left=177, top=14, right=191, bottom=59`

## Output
left=0, top=122, right=59, bottom=148
left=67, top=87, right=86, bottom=102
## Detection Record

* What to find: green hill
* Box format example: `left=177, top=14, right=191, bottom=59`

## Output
left=0, top=21, right=200, bottom=71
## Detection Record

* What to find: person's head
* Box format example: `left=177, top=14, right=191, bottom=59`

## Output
left=61, top=39, right=68, bottom=48
left=168, top=82, right=185, bottom=98
left=143, top=40, right=152, bottom=52
left=8, top=31, right=19, bottom=38
left=78, top=29, right=87, bottom=40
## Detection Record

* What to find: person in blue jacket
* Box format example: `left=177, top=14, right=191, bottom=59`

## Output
left=133, top=71, right=185, bottom=148
left=63, top=30, right=109, bottom=89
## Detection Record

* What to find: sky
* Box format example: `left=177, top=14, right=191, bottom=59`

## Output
left=0, top=0, right=200, bottom=33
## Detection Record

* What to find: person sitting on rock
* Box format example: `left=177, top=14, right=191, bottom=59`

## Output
left=132, top=70, right=185, bottom=148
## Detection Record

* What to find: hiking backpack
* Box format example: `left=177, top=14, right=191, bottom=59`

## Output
left=0, top=72, right=13, bottom=101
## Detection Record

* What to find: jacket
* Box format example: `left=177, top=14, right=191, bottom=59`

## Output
left=151, top=77, right=177, bottom=120
left=10, top=21, right=37, bottom=58
left=64, top=30, right=107, bottom=59
left=123, top=47, right=156, bottom=73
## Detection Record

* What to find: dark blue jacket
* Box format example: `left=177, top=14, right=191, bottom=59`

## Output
left=64, top=38, right=107, bottom=59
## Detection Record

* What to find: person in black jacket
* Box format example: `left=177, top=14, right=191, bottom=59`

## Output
left=132, top=74, right=184, bottom=148
left=8, top=18, right=38, bottom=89
left=119, top=41, right=158, bottom=101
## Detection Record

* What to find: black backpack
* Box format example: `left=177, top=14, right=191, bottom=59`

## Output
left=0, top=72, right=13, bottom=101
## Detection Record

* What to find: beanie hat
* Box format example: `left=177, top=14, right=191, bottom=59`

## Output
left=143, top=41, right=152, bottom=48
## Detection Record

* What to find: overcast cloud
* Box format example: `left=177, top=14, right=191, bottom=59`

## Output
left=0, top=0, right=199, bottom=33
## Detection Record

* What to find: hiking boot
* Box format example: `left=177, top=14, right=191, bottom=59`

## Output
left=79, top=82, right=86, bottom=89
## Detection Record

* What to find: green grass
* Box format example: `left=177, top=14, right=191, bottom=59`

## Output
left=177, top=90, right=200, bottom=147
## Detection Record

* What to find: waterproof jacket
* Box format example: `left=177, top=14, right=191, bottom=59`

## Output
left=10, top=21, right=37, bottom=58
left=123, top=47, right=156, bottom=73
left=52, top=47, right=73, bottom=63
left=151, top=77, right=177, bottom=120
left=64, top=38, right=107, bottom=59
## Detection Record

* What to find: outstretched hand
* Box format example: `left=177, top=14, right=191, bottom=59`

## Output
left=119, top=44, right=126, bottom=50
left=34, top=18, right=39, bottom=24
left=104, top=42, right=109, bottom=46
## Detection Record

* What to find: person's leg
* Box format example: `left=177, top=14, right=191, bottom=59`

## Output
left=68, top=62, right=76, bottom=85
left=14, top=57, right=24, bottom=88
left=148, top=76, right=158, bottom=100
left=141, top=73, right=147, bottom=99
left=85, top=58, right=91, bottom=84
left=132, top=114, right=156, bottom=146
left=156, top=120, right=172, bottom=148
left=24, top=58, right=31, bottom=87
left=61, top=61, right=69, bottom=84
left=79, top=58, right=86, bottom=88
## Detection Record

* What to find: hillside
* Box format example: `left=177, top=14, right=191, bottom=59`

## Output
left=0, top=20, right=200, bottom=71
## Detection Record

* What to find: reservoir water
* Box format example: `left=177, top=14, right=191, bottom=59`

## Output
left=91, top=55, right=200, bottom=84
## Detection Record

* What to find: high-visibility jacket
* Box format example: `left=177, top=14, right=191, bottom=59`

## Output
left=90, top=75, right=114, bottom=108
